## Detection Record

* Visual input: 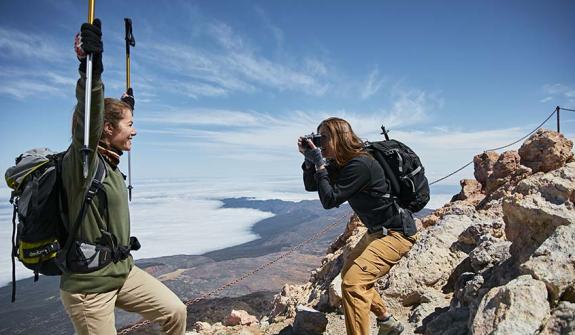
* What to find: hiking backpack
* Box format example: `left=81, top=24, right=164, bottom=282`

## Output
left=365, top=128, right=430, bottom=213
left=5, top=148, right=106, bottom=302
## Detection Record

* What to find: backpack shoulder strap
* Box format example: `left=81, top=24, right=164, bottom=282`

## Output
left=369, top=142, right=401, bottom=195
left=56, top=155, right=107, bottom=272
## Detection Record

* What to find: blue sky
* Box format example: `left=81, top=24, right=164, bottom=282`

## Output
left=1, top=0, right=574, bottom=185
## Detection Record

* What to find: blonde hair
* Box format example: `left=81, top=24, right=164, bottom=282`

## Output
left=318, top=117, right=368, bottom=166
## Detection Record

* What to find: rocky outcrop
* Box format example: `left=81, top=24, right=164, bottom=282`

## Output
left=188, top=129, right=575, bottom=335
left=474, top=151, right=499, bottom=188
left=519, top=128, right=574, bottom=173
left=471, top=275, right=550, bottom=335
left=539, top=301, right=575, bottom=335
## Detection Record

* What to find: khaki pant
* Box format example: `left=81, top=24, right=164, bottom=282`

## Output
left=341, top=230, right=414, bottom=335
left=60, top=266, right=187, bottom=335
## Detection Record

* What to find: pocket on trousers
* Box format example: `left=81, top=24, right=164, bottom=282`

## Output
left=353, top=255, right=386, bottom=277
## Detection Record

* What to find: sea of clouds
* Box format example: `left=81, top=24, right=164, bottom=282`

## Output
left=0, top=177, right=454, bottom=287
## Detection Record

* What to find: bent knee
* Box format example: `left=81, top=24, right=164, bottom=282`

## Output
left=173, top=301, right=187, bottom=320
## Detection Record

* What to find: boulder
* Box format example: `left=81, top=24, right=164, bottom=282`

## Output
left=424, top=307, right=469, bottom=335
left=470, top=275, right=550, bottom=335
left=457, top=219, right=505, bottom=247
left=224, top=309, right=258, bottom=326
left=485, top=151, right=522, bottom=193
left=539, top=301, right=575, bottom=335
left=520, top=224, right=575, bottom=302
left=451, top=179, right=484, bottom=204
left=269, top=283, right=312, bottom=320
left=474, top=151, right=499, bottom=188
left=503, top=163, right=575, bottom=261
left=468, top=239, right=512, bottom=273
left=292, top=305, right=328, bottom=335
left=518, top=128, right=574, bottom=173
left=380, top=215, right=476, bottom=309
left=328, top=275, right=342, bottom=309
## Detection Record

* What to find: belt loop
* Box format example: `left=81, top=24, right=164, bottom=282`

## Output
left=381, top=227, right=388, bottom=236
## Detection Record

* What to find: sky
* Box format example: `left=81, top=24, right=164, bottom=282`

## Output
left=0, top=0, right=574, bottom=186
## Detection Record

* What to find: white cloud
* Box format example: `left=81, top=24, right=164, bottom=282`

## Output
left=0, top=67, right=73, bottom=99
left=541, top=83, right=575, bottom=106
left=0, top=26, right=63, bottom=61
left=135, top=95, right=541, bottom=187
left=360, top=67, right=385, bottom=100
left=136, top=17, right=329, bottom=98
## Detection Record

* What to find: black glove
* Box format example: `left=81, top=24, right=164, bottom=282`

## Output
left=76, top=18, right=103, bottom=76
left=304, top=148, right=326, bottom=170
left=121, top=88, right=135, bottom=111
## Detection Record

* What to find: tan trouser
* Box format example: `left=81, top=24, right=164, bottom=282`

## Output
left=60, top=266, right=187, bottom=335
left=341, top=230, right=414, bottom=335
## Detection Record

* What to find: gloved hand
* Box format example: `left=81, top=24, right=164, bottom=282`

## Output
left=75, top=18, right=103, bottom=76
left=121, top=87, right=135, bottom=111
left=303, top=147, right=326, bottom=170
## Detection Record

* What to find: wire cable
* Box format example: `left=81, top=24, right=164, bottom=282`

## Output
left=429, top=108, right=558, bottom=185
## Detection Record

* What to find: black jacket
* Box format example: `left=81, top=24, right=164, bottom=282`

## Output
left=303, top=155, right=414, bottom=234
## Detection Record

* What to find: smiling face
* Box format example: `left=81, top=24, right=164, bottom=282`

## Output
left=105, top=109, right=136, bottom=151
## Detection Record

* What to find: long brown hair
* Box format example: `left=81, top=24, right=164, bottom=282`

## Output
left=318, top=117, right=367, bottom=166
left=71, top=98, right=131, bottom=139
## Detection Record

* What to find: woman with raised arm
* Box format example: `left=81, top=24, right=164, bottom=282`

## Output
left=59, top=19, right=187, bottom=335
left=298, top=117, right=417, bottom=335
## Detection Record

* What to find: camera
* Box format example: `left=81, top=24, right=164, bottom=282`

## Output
left=303, top=133, right=322, bottom=149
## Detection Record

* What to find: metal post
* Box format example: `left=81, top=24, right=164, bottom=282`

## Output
left=555, top=106, right=561, bottom=133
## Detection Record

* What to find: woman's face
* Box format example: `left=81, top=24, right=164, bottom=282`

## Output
left=318, top=125, right=335, bottom=159
left=104, top=109, right=137, bottom=151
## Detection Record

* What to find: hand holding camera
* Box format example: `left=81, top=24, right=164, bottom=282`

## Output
left=298, top=133, right=325, bottom=170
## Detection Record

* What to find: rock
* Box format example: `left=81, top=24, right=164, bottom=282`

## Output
left=379, top=214, right=476, bottom=318
left=193, top=321, right=211, bottom=332
left=292, top=305, right=328, bottom=335
left=450, top=179, right=484, bottom=204
left=458, top=219, right=505, bottom=247
left=424, top=307, right=469, bottom=335
left=224, top=309, right=258, bottom=326
left=328, top=275, right=342, bottom=309
left=470, top=275, right=550, bottom=335
left=492, top=151, right=521, bottom=179
left=485, top=151, right=522, bottom=193
left=538, top=301, right=575, bottom=335
left=474, top=151, right=499, bottom=188
left=519, top=128, right=574, bottom=173
left=503, top=163, right=575, bottom=261
left=408, top=290, right=451, bottom=326
left=327, top=215, right=364, bottom=253
left=468, top=239, right=512, bottom=273
left=421, top=202, right=478, bottom=228
left=520, top=224, right=575, bottom=303
left=269, top=283, right=312, bottom=320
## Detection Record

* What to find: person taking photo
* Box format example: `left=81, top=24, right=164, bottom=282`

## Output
left=298, top=117, right=417, bottom=335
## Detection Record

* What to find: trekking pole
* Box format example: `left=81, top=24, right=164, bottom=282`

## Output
left=124, top=18, right=135, bottom=201
left=82, top=0, right=96, bottom=179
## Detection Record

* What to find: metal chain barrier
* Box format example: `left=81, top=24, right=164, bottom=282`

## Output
left=118, top=211, right=351, bottom=334
left=119, top=106, right=574, bottom=333
left=429, top=107, right=561, bottom=186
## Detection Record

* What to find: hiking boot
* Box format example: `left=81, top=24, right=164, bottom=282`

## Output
left=377, top=315, right=404, bottom=335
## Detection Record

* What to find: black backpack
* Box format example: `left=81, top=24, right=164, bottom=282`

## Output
left=365, top=128, right=430, bottom=213
left=5, top=148, right=106, bottom=302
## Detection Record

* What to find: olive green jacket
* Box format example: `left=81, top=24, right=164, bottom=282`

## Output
left=60, top=72, right=133, bottom=293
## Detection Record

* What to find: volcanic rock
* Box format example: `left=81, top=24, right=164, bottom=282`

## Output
left=519, top=128, right=574, bottom=173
